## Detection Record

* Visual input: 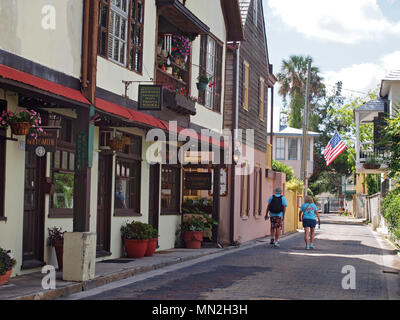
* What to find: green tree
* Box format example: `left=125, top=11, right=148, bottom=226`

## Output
left=381, top=114, right=400, bottom=179
left=277, top=55, right=325, bottom=129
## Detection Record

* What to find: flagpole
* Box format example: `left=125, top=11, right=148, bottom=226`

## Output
left=301, top=59, right=312, bottom=199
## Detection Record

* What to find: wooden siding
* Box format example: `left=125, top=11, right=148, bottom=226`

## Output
left=238, top=0, right=270, bottom=152
left=223, top=49, right=235, bottom=131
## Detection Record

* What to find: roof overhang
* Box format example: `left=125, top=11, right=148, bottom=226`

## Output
left=156, top=0, right=210, bottom=37
left=220, top=0, right=245, bottom=41
left=354, top=98, right=386, bottom=123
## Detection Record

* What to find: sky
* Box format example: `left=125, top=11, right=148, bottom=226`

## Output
left=263, top=0, right=400, bottom=130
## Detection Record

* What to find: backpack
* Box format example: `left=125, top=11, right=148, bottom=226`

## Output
left=269, top=195, right=284, bottom=213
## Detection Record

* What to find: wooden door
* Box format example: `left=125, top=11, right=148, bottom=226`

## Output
left=97, top=153, right=111, bottom=254
left=148, top=164, right=160, bottom=235
left=22, top=150, right=46, bottom=269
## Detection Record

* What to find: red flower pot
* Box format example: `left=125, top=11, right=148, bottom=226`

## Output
left=183, top=231, right=203, bottom=249
left=124, top=239, right=149, bottom=258
left=145, top=238, right=158, bottom=257
left=0, top=269, right=12, bottom=286
left=54, top=241, right=63, bottom=270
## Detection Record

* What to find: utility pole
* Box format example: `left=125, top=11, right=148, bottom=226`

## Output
left=301, top=59, right=311, bottom=200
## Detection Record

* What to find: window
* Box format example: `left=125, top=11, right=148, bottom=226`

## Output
left=240, top=162, right=250, bottom=218
left=275, top=138, right=285, bottom=160
left=243, top=61, right=250, bottom=111
left=0, top=100, right=6, bottom=220
left=259, top=77, right=265, bottom=121
left=288, top=138, right=298, bottom=160
left=49, top=116, right=75, bottom=218
left=253, top=0, right=258, bottom=26
left=161, top=165, right=181, bottom=214
left=199, top=35, right=223, bottom=112
left=307, top=138, right=312, bottom=160
left=115, top=133, right=142, bottom=216
left=98, top=0, right=145, bottom=73
left=254, top=166, right=262, bottom=216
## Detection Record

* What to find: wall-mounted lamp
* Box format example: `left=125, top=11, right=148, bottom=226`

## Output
left=233, top=148, right=241, bottom=165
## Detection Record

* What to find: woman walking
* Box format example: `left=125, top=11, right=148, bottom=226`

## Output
left=299, top=196, right=321, bottom=250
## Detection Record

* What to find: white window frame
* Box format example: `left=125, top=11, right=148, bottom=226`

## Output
left=204, top=37, right=216, bottom=109
left=276, top=137, right=285, bottom=160
left=288, top=138, right=298, bottom=160
left=109, top=0, right=129, bottom=66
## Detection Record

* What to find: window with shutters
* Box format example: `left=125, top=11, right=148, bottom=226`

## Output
left=254, top=166, right=262, bottom=216
left=98, top=0, right=144, bottom=74
left=198, top=35, right=223, bottom=112
left=240, top=162, right=250, bottom=218
left=259, top=77, right=265, bottom=121
left=243, top=61, right=250, bottom=111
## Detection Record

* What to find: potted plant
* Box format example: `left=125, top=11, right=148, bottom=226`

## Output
left=121, top=221, right=153, bottom=258
left=145, top=227, right=159, bottom=257
left=1, top=109, right=44, bottom=137
left=178, top=213, right=218, bottom=249
left=196, top=72, right=213, bottom=91
left=47, top=227, right=65, bottom=270
left=363, top=156, right=381, bottom=169
left=0, top=248, right=16, bottom=286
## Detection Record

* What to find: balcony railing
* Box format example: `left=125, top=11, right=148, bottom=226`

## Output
left=359, top=141, right=387, bottom=163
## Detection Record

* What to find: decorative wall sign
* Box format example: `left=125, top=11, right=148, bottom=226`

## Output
left=138, top=85, right=163, bottom=110
left=26, top=130, right=57, bottom=152
left=75, top=131, right=88, bottom=172
left=185, top=172, right=212, bottom=190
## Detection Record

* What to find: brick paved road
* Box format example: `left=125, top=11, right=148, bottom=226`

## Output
left=67, top=214, right=400, bottom=300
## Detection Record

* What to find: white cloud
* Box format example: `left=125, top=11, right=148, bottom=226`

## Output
left=267, top=0, right=400, bottom=44
left=322, top=51, right=400, bottom=97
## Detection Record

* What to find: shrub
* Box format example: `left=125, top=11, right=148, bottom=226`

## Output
left=0, top=248, right=16, bottom=275
left=382, top=187, right=400, bottom=242
left=121, top=221, right=153, bottom=240
left=272, top=160, right=294, bottom=182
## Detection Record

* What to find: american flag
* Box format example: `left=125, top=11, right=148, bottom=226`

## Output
left=324, top=132, right=347, bottom=166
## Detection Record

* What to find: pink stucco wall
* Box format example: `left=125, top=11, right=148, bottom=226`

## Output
left=231, top=145, right=286, bottom=244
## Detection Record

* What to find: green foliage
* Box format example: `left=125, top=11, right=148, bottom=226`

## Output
left=381, top=115, right=400, bottom=178
left=0, top=248, right=16, bottom=275
left=47, top=226, right=65, bottom=247
left=272, top=160, right=294, bottom=182
left=382, top=187, right=400, bottom=242
left=365, top=174, right=378, bottom=196
left=286, top=177, right=305, bottom=193
left=177, top=213, right=218, bottom=240
left=121, top=221, right=155, bottom=240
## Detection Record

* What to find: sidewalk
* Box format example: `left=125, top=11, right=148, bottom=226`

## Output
left=0, top=241, right=262, bottom=300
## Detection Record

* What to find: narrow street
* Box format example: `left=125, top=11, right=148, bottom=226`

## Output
left=65, top=214, right=400, bottom=300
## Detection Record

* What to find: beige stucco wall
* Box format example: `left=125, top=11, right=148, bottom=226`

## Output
left=0, top=0, right=83, bottom=78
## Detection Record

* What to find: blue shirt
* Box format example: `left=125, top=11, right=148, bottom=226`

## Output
left=301, top=203, right=319, bottom=221
left=268, top=194, right=288, bottom=217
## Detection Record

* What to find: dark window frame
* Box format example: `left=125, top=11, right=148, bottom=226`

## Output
left=0, top=100, right=7, bottom=221
left=253, top=166, right=262, bottom=216
left=161, top=164, right=181, bottom=215
left=114, top=133, right=142, bottom=217
left=198, top=34, right=223, bottom=113
left=98, top=0, right=145, bottom=74
left=49, top=116, right=75, bottom=218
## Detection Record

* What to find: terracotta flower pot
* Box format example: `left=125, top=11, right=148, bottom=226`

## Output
left=145, top=238, right=158, bottom=257
left=10, top=122, right=31, bottom=135
left=183, top=231, right=203, bottom=249
left=124, top=239, right=149, bottom=258
left=0, top=269, right=12, bottom=286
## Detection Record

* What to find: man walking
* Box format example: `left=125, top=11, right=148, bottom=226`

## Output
left=265, top=187, right=287, bottom=247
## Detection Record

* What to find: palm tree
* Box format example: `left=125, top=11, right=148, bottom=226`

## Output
left=277, top=55, right=325, bottom=128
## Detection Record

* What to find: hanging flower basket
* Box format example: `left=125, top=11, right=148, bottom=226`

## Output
left=110, top=138, right=125, bottom=152
left=10, top=122, right=31, bottom=135
left=196, top=82, right=208, bottom=91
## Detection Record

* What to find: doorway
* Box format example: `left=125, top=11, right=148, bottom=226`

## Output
left=96, top=153, right=112, bottom=255
left=148, top=164, right=160, bottom=236
left=22, top=150, right=46, bottom=269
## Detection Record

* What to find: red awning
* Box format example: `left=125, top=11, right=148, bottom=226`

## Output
left=0, top=64, right=90, bottom=105
left=95, top=98, right=169, bottom=130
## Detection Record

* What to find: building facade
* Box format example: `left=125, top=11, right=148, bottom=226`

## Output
left=0, top=0, right=246, bottom=276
